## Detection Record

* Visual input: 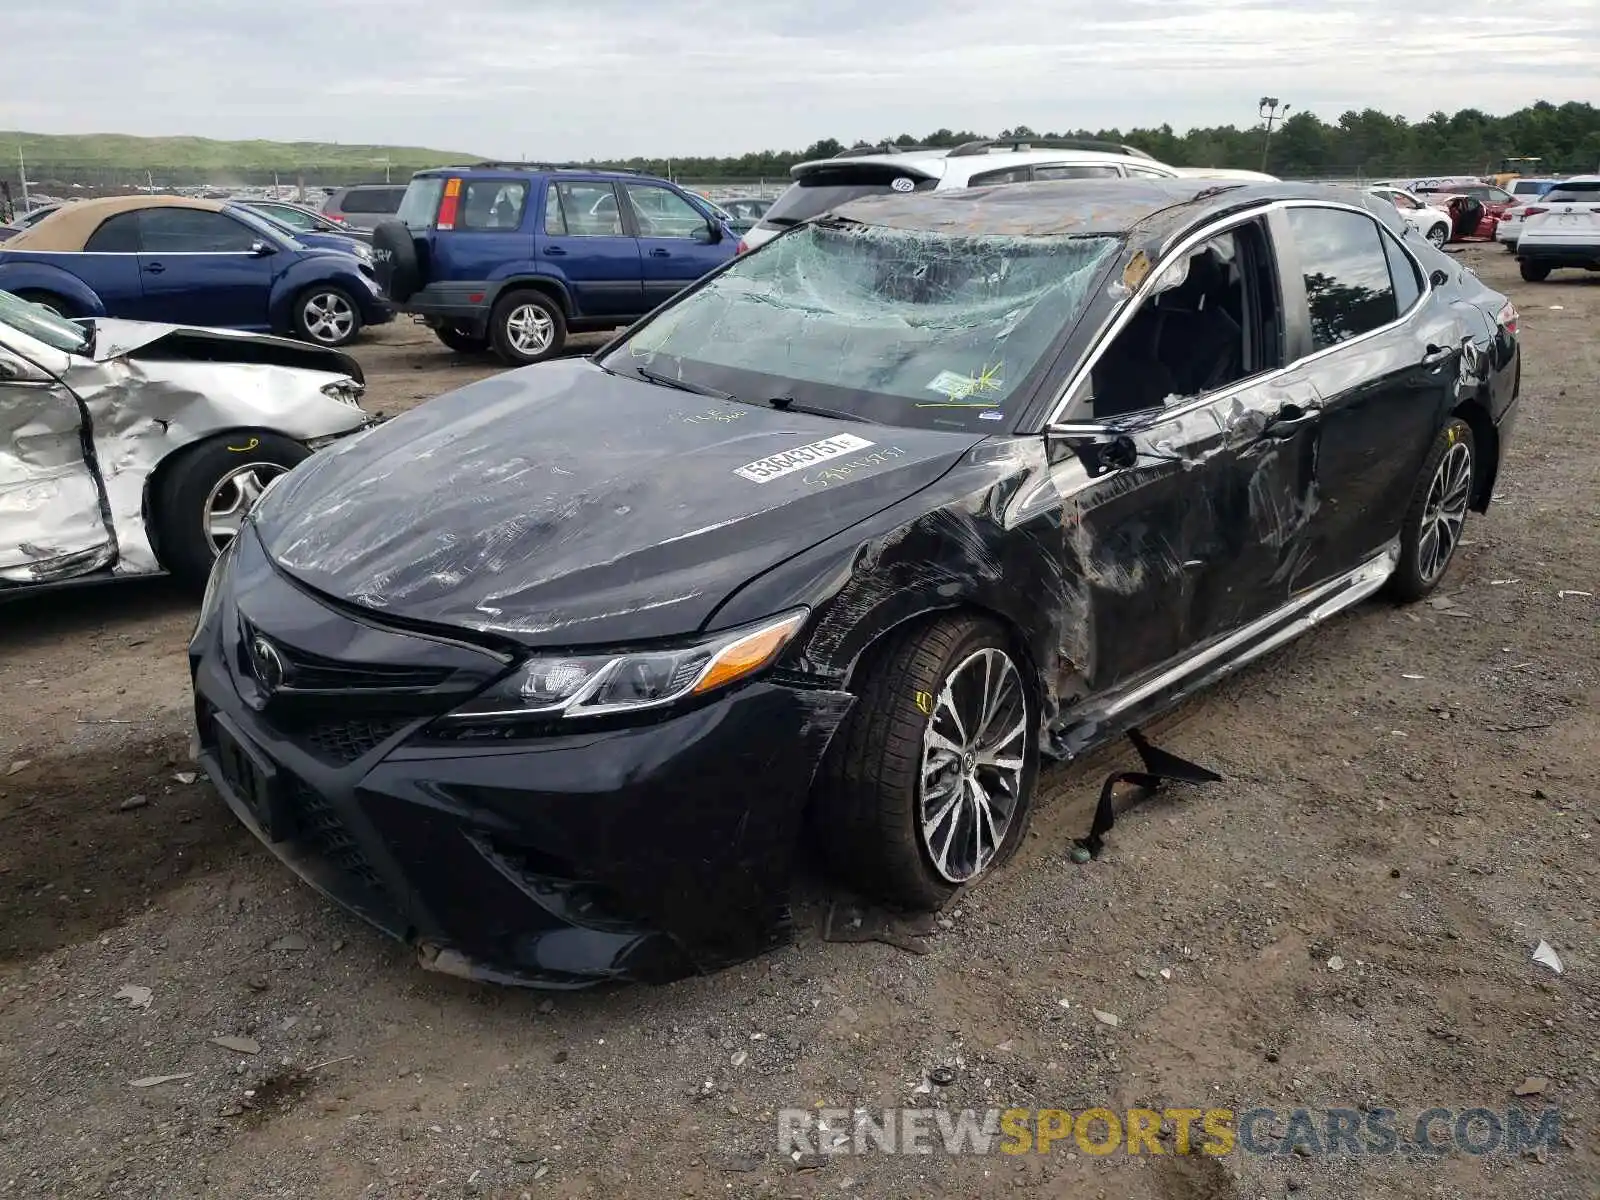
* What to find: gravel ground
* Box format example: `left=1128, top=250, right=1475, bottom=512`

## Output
left=0, top=249, right=1595, bottom=1199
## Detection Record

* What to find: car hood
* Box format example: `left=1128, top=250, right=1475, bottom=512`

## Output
left=83, top=317, right=363, bottom=382
left=254, top=359, right=987, bottom=644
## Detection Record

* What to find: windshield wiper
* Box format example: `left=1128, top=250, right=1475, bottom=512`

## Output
left=633, top=363, right=733, bottom=401
left=764, top=395, right=869, bottom=424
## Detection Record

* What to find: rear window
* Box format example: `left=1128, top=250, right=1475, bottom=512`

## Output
left=1512, top=180, right=1554, bottom=196
left=396, top=178, right=446, bottom=228
left=1543, top=182, right=1600, bottom=202
left=338, top=187, right=406, bottom=215
left=758, top=166, right=938, bottom=229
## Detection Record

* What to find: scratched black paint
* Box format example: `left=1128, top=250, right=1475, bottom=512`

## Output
left=191, top=180, right=1521, bottom=986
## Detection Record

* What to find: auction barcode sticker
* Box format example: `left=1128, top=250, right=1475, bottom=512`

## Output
left=734, top=434, right=876, bottom=483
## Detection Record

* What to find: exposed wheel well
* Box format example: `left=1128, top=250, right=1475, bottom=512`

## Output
left=1452, top=398, right=1497, bottom=512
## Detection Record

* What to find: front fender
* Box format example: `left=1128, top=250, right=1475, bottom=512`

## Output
left=0, top=261, right=108, bottom=316
left=268, top=258, right=381, bottom=333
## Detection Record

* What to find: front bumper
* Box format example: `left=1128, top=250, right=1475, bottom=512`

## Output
left=189, top=528, right=853, bottom=987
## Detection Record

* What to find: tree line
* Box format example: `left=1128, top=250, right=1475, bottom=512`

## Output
left=621, top=100, right=1600, bottom=184
left=9, top=101, right=1598, bottom=191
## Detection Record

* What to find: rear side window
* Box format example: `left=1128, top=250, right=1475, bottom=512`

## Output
left=397, top=178, right=445, bottom=228
left=969, top=166, right=1032, bottom=186
left=1035, top=164, right=1122, bottom=180
left=339, top=187, right=405, bottom=215
left=85, top=212, right=141, bottom=252
left=760, top=166, right=938, bottom=228
left=1379, top=229, right=1422, bottom=317
left=1285, top=207, right=1399, bottom=351
left=459, top=181, right=528, bottom=230
left=548, top=182, right=624, bottom=236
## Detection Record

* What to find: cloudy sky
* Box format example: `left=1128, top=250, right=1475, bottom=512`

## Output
left=6, top=0, right=1597, bottom=157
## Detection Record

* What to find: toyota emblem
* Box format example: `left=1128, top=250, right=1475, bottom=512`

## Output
left=248, top=635, right=286, bottom=692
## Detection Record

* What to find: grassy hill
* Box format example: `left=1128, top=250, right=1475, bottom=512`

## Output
left=3, top=131, right=483, bottom=188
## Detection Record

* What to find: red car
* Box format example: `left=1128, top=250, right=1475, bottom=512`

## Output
left=1409, top=178, right=1516, bottom=241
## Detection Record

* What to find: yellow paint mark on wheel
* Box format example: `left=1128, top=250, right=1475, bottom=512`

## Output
left=227, top=437, right=261, bottom=453
left=915, top=690, right=933, bottom=715
left=1446, top=425, right=1456, bottom=445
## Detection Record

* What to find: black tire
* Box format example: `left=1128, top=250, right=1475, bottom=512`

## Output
left=1426, top=223, right=1449, bottom=249
left=293, top=284, right=363, bottom=347
left=1386, top=416, right=1475, bottom=603
left=370, top=219, right=421, bottom=301
left=813, top=614, right=1038, bottom=912
left=434, top=325, right=490, bottom=354
left=488, top=289, right=567, bottom=366
left=14, top=290, right=73, bottom=318
left=1518, top=260, right=1551, bottom=282
left=153, top=432, right=310, bottom=591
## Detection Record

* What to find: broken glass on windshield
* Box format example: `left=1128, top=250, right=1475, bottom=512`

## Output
left=606, top=222, right=1120, bottom=430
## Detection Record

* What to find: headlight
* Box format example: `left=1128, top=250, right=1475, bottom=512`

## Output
left=444, top=609, right=808, bottom=722
left=320, top=379, right=365, bottom=407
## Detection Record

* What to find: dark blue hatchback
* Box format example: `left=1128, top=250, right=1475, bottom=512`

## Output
left=370, top=163, right=740, bottom=363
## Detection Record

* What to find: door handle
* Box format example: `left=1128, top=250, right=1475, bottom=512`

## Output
left=649, top=247, right=671, bottom=258
left=543, top=246, right=566, bottom=256
left=1421, top=343, right=1453, bottom=367
left=1261, top=404, right=1320, bottom=439
left=143, top=262, right=165, bottom=274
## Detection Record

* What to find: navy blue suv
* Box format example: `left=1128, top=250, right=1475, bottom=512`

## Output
left=371, top=164, right=741, bottom=364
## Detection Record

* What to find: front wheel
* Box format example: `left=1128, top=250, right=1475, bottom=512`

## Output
left=14, top=290, right=73, bottom=318
left=1518, top=260, right=1551, bottom=282
left=813, top=615, right=1037, bottom=911
left=294, top=285, right=363, bottom=346
left=488, top=290, right=566, bottom=366
left=153, top=433, right=311, bottom=591
left=1386, top=417, right=1474, bottom=602
left=1427, top=223, right=1449, bottom=248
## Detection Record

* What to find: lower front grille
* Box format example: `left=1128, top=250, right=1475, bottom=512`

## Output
left=302, top=718, right=409, bottom=765
left=287, top=778, right=388, bottom=898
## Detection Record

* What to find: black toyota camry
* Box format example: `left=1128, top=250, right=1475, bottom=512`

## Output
left=191, top=179, right=1521, bottom=987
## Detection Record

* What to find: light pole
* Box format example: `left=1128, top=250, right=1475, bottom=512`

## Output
left=1259, top=97, right=1290, bottom=173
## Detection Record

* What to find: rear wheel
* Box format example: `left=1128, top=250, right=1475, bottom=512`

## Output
left=435, top=325, right=490, bottom=354
left=153, top=433, right=310, bottom=591
left=1386, top=417, right=1474, bottom=602
left=14, top=290, right=72, bottom=318
left=488, top=289, right=567, bottom=366
left=1426, top=223, right=1449, bottom=248
left=813, top=615, right=1037, bottom=911
left=1519, top=260, right=1551, bottom=282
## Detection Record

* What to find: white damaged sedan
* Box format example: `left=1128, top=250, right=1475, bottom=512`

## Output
left=0, top=289, right=377, bottom=595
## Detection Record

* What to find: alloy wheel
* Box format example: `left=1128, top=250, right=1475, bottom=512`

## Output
left=919, top=647, right=1028, bottom=883
left=505, top=303, right=554, bottom=357
left=1428, top=225, right=1449, bottom=248
left=302, top=291, right=355, bottom=344
left=204, top=463, right=289, bottom=553
left=1417, top=440, right=1472, bottom=583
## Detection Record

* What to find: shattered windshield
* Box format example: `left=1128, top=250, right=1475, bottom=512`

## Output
left=603, top=222, right=1120, bottom=430
left=0, top=288, right=90, bottom=353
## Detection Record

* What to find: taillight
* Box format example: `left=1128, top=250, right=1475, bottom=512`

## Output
left=436, top=178, right=462, bottom=230
left=327, top=213, right=347, bottom=224
left=1497, top=301, right=1518, bottom=335
left=735, top=238, right=748, bottom=254
left=1522, top=206, right=1547, bottom=219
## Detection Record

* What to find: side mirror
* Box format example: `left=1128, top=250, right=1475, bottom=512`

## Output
left=249, top=239, right=277, bottom=257
left=694, top=223, right=722, bottom=245
left=1047, top=426, right=1139, bottom=477
left=1429, top=268, right=1449, bottom=287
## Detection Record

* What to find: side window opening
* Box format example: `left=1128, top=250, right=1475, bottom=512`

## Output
left=1380, top=229, right=1422, bottom=317
left=1033, top=164, right=1122, bottom=180
left=1087, top=222, right=1281, bottom=420
left=85, top=211, right=141, bottom=253
left=542, top=184, right=568, bottom=236
left=460, top=181, right=528, bottom=231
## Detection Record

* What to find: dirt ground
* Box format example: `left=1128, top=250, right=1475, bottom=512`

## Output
left=1, top=248, right=1595, bottom=1199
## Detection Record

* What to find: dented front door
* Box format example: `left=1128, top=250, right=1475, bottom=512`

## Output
left=0, top=345, right=114, bottom=584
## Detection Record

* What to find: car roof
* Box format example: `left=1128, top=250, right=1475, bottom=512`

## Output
left=2, top=194, right=230, bottom=253
left=828, top=178, right=1394, bottom=241
left=790, top=145, right=1158, bottom=182
left=1550, top=174, right=1600, bottom=185
left=412, top=162, right=659, bottom=182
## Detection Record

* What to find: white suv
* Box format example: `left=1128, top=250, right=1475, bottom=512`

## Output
left=739, top=139, right=1178, bottom=252
left=1516, top=176, right=1600, bottom=282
